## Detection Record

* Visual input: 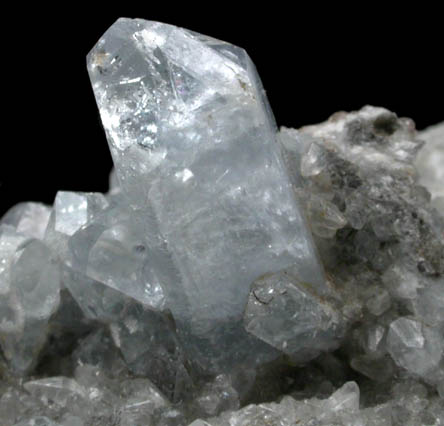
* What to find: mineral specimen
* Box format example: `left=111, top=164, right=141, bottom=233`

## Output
left=86, top=17, right=326, bottom=371
left=0, top=17, right=443, bottom=426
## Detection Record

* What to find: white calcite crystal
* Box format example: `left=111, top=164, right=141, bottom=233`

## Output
left=1, top=18, right=444, bottom=426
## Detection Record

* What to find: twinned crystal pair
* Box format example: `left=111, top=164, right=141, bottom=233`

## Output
left=1, top=17, right=444, bottom=426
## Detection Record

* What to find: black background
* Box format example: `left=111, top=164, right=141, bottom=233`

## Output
left=1, top=6, right=442, bottom=217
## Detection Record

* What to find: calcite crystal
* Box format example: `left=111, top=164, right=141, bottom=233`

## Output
left=1, top=18, right=444, bottom=426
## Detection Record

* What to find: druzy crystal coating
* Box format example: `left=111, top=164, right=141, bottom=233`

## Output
left=1, top=18, right=444, bottom=426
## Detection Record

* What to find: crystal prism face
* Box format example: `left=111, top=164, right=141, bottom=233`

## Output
left=244, top=270, right=344, bottom=358
left=87, top=18, right=324, bottom=336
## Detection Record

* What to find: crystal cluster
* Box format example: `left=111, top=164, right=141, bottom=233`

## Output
left=1, top=18, right=443, bottom=426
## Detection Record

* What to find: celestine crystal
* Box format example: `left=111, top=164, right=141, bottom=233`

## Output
left=86, top=18, right=326, bottom=368
left=0, top=18, right=443, bottom=426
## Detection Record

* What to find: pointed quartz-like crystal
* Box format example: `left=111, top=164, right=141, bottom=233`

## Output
left=87, top=19, right=324, bottom=363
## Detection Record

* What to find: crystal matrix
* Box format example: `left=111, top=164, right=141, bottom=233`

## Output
left=1, top=17, right=444, bottom=426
